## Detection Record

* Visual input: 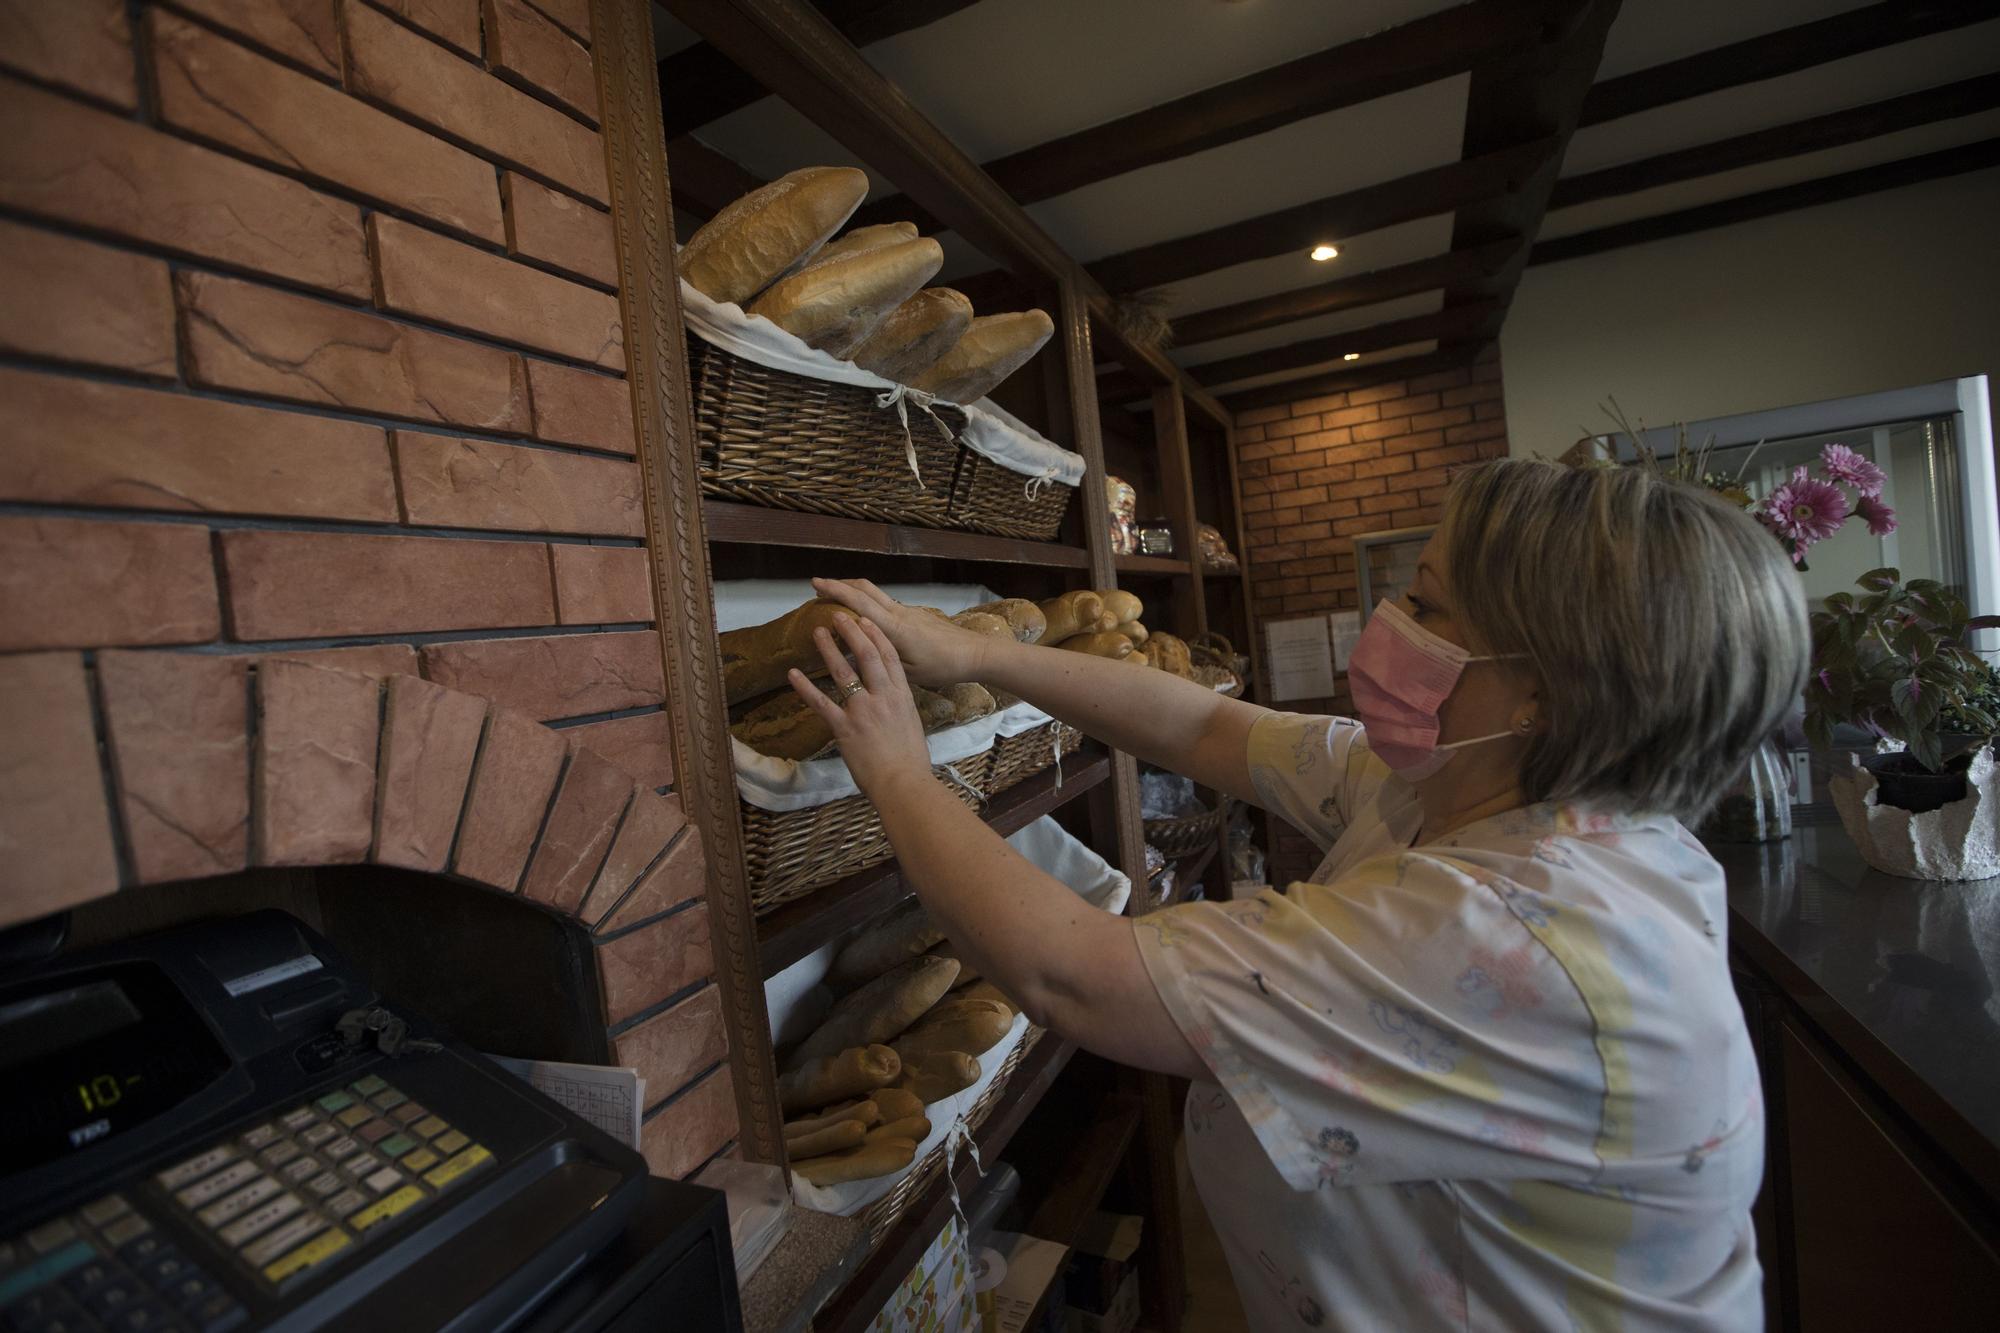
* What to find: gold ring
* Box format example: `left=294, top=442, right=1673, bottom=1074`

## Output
left=840, top=680, right=866, bottom=699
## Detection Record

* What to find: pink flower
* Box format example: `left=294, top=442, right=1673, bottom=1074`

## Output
left=1857, top=493, right=1897, bottom=536
left=1821, top=443, right=1886, bottom=497
left=1763, top=466, right=1849, bottom=555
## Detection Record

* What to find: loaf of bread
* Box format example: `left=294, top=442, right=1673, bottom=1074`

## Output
left=896, top=1051, right=981, bottom=1104
left=720, top=599, right=850, bottom=705
left=956, top=980, right=1020, bottom=1016
left=1056, top=631, right=1134, bottom=661
left=800, top=221, right=918, bottom=271
left=940, top=682, right=996, bottom=724
left=829, top=901, right=944, bottom=990
left=949, top=610, right=1013, bottom=641
left=909, top=311, right=1056, bottom=404
left=1113, top=620, right=1149, bottom=645
left=852, top=287, right=974, bottom=383
left=788, top=955, right=960, bottom=1070
left=1038, top=591, right=1106, bottom=644
left=865, top=1116, right=931, bottom=1145
left=917, top=996, right=1011, bottom=1031
left=892, top=1007, right=1013, bottom=1064
left=747, top=236, right=944, bottom=357
left=777, top=1043, right=900, bottom=1114
left=961, top=598, right=1046, bottom=644
left=783, top=1118, right=868, bottom=1158
left=931, top=941, right=982, bottom=988
left=1100, top=589, right=1142, bottom=625
left=729, top=685, right=838, bottom=762
left=1148, top=632, right=1194, bottom=679
left=680, top=166, right=868, bottom=305
left=867, top=1087, right=926, bottom=1123
left=783, top=1100, right=882, bottom=1137
left=795, top=1137, right=917, bottom=1187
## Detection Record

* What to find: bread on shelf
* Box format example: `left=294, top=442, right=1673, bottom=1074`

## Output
left=679, top=166, right=868, bottom=306
left=746, top=236, right=945, bottom=357
left=908, top=310, right=1056, bottom=404
left=851, top=287, right=974, bottom=382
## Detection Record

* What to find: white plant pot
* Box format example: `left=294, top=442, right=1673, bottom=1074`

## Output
left=1828, top=745, right=2000, bottom=880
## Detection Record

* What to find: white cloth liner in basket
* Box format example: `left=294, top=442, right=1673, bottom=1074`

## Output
left=718, top=580, right=1068, bottom=813
left=680, top=279, right=1086, bottom=489
left=765, top=815, right=1131, bottom=1215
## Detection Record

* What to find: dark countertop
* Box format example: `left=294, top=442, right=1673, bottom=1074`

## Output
left=1711, top=816, right=2000, bottom=1200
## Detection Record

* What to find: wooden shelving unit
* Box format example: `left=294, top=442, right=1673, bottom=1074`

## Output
left=706, top=499, right=1092, bottom=569
left=1114, top=554, right=1193, bottom=576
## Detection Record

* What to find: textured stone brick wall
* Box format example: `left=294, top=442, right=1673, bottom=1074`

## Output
left=0, top=0, right=735, bottom=1178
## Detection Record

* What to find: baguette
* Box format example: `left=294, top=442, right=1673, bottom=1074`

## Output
left=783, top=1100, right=882, bottom=1137
left=1100, top=589, right=1143, bottom=625
left=829, top=901, right=944, bottom=990
left=956, top=980, right=1020, bottom=1016
left=1056, top=631, right=1134, bottom=661
left=940, top=681, right=996, bottom=725
left=795, top=1138, right=916, bottom=1187
left=729, top=685, right=837, bottom=762
left=719, top=599, right=850, bottom=705
left=932, top=941, right=982, bottom=989
left=962, top=598, right=1047, bottom=644
left=896, top=1051, right=981, bottom=1104
left=852, top=287, right=973, bottom=383
left=908, top=311, right=1055, bottom=404
left=867, top=1088, right=926, bottom=1123
left=747, top=236, right=944, bottom=357
left=865, top=1116, right=932, bottom=1145
left=892, top=1008, right=1013, bottom=1063
left=788, top=956, right=960, bottom=1070
left=783, top=1119, right=867, bottom=1158
left=949, top=610, right=1014, bottom=641
left=777, top=1044, right=901, bottom=1114
left=680, top=167, right=868, bottom=305
left=1037, top=591, right=1106, bottom=644
left=917, top=996, right=1012, bottom=1031
left=800, top=221, right=919, bottom=271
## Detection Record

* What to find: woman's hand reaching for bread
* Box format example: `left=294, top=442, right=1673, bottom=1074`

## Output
left=788, top=611, right=934, bottom=799
left=809, top=577, right=996, bottom=687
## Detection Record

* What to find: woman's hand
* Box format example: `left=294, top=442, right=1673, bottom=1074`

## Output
left=789, top=612, right=934, bottom=800
left=809, top=577, right=997, bottom=687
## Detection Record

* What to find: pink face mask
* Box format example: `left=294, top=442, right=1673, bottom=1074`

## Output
left=1348, top=600, right=1525, bottom=781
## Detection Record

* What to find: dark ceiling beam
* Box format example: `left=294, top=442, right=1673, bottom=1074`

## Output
left=852, top=0, right=1583, bottom=233
left=1220, top=345, right=1487, bottom=414
left=1168, top=238, right=1519, bottom=348
left=665, top=137, right=766, bottom=223
left=658, top=0, right=980, bottom=137
left=1578, top=0, right=1997, bottom=129
left=1551, top=71, right=2000, bottom=211
left=1083, top=137, right=1556, bottom=295
left=1531, top=136, right=2000, bottom=266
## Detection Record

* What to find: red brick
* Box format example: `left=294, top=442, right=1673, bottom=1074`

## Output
left=1296, top=428, right=1354, bottom=450
left=485, top=0, right=597, bottom=122
left=1230, top=425, right=1265, bottom=445
left=1474, top=358, right=1502, bottom=383
left=97, top=652, right=250, bottom=884
left=177, top=271, right=531, bottom=433
left=1374, top=392, right=1439, bottom=421
left=0, top=77, right=368, bottom=296
left=1325, top=440, right=1383, bottom=466
left=1290, top=392, right=1347, bottom=416
left=0, top=368, right=397, bottom=521
left=371, top=215, right=624, bottom=369
left=1476, top=398, right=1506, bottom=421
left=565, top=709, right=674, bottom=788
left=0, top=653, right=119, bottom=924
left=1415, top=443, right=1481, bottom=469
left=452, top=706, right=566, bottom=889
left=373, top=674, right=488, bottom=872
left=218, top=530, right=555, bottom=639
left=1346, top=381, right=1406, bottom=406
left=600, top=815, right=702, bottom=931
left=1241, top=492, right=1273, bottom=514
left=0, top=222, right=174, bottom=376
left=0, top=0, right=135, bottom=108
left=1236, top=405, right=1287, bottom=427
left=1411, top=368, right=1473, bottom=394
left=641, top=1065, right=737, bottom=1178
left=1342, top=476, right=1387, bottom=499
left=521, top=743, right=633, bottom=914
left=1388, top=466, right=1449, bottom=494
left=1412, top=407, right=1472, bottom=432
left=552, top=544, right=652, bottom=623
left=344, top=0, right=607, bottom=202
left=251, top=644, right=421, bottom=677
left=1354, top=454, right=1414, bottom=480
left=528, top=360, right=635, bottom=455
left=1239, top=440, right=1282, bottom=462
left=596, top=903, right=710, bottom=1024
left=1301, top=499, right=1359, bottom=522
left=171, top=0, right=342, bottom=78
left=1447, top=419, right=1509, bottom=445
left=1353, top=418, right=1412, bottom=442
left=504, top=172, right=616, bottom=286
left=1241, top=476, right=1274, bottom=495
left=1266, top=451, right=1320, bottom=476
left=1359, top=492, right=1411, bottom=515
left=1419, top=485, right=1451, bottom=506
left=524, top=0, right=589, bottom=43
left=625, top=986, right=728, bottom=1113
left=0, top=517, right=219, bottom=651
left=1239, top=457, right=1270, bottom=477
left=1297, top=464, right=1356, bottom=487
left=150, top=11, right=504, bottom=246
left=577, top=788, right=689, bottom=922
left=1443, top=381, right=1502, bottom=408
left=1318, top=403, right=1379, bottom=429
left=1265, top=415, right=1320, bottom=439
left=420, top=629, right=663, bottom=720
left=1274, top=522, right=1331, bottom=544
left=372, top=0, right=481, bottom=56
left=1333, top=514, right=1395, bottom=537
left=256, top=660, right=379, bottom=866
left=1269, top=485, right=1329, bottom=514
left=394, top=431, right=642, bottom=536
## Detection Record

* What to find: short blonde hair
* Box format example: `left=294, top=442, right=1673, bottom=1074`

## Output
left=1438, top=458, right=1808, bottom=823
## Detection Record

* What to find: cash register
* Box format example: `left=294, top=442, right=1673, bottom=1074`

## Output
left=0, top=912, right=742, bottom=1332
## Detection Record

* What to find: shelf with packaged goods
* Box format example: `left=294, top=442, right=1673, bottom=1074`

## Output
left=755, top=748, right=1114, bottom=978
left=1113, top=554, right=1192, bottom=577
left=703, top=499, right=1091, bottom=569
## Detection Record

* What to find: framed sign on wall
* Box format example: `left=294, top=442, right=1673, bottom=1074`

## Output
left=1353, top=525, right=1436, bottom=623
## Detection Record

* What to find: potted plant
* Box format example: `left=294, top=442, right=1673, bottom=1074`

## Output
left=1804, top=567, right=2000, bottom=877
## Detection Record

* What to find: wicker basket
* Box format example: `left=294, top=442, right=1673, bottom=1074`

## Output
left=1144, top=796, right=1232, bottom=860
left=1191, top=631, right=1251, bottom=680
left=947, top=453, right=1074, bottom=540
left=741, top=721, right=1080, bottom=914
left=1192, top=663, right=1244, bottom=699
left=858, top=1025, right=1045, bottom=1247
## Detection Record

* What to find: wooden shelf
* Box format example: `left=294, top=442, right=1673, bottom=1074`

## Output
left=1024, top=1093, right=1144, bottom=1244
left=1114, top=554, right=1192, bottom=576
left=818, top=1036, right=1079, bottom=1333
left=704, top=499, right=1089, bottom=569
left=755, top=750, right=1113, bottom=977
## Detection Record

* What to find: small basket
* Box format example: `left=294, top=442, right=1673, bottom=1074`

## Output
left=858, top=1025, right=1045, bottom=1247
left=1144, top=796, right=1232, bottom=861
left=1191, top=631, right=1251, bottom=680
left=1192, top=663, right=1244, bottom=699
left=948, top=455, right=1074, bottom=540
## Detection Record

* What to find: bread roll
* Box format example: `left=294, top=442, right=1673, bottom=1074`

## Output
left=892, top=1008, right=1013, bottom=1063
left=1113, top=620, right=1149, bottom=645
left=680, top=167, right=868, bottom=305
left=896, top=1051, right=981, bottom=1104
left=865, top=1116, right=931, bottom=1145
left=852, top=287, right=974, bottom=383
left=909, top=685, right=960, bottom=731
left=1100, top=590, right=1143, bottom=625
left=1149, top=632, right=1194, bottom=679
left=747, top=237, right=944, bottom=357
left=941, top=682, right=996, bottom=725
left=868, top=1088, right=926, bottom=1122
left=788, top=956, right=960, bottom=1070
left=909, top=311, right=1056, bottom=405
left=1038, top=591, right=1105, bottom=644
left=795, top=1138, right=917, bottom=1187
left=720, top=599, right=850, bottom=705
left=730, top=682, right=838, bottom=761
left=957, top=980, right=1020, bottom=1016
left=783, top=1118, right=867, bottom=1158
left=830, top=901, right=944, bottom=990
left=963, top=599, right=1047, bottom=644
left=783, top=1100, right=882, bottom=1137
left=801, top=221, right=918, bottom=271
left=1056, top=631, right=1134, bottom=661
left=777, top=1044, right=900, bottom=1114
left=917, top=996, right=1011, bottom=1031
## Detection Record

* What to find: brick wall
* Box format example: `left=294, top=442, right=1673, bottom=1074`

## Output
left=1231, top=347, right=1510, bottom=883
left=0, top=0, right=734, bottom=1178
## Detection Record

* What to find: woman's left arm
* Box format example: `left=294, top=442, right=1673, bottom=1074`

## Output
left=792, top=613, right=1206, bottom=1083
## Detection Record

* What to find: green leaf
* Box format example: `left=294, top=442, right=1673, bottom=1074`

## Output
left=1858, top=567, right=1900, bottom=592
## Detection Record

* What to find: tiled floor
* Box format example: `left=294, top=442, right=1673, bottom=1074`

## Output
left=1175, top=1144, right=1251, bottom=1333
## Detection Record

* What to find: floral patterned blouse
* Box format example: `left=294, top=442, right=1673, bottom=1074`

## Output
left=1133, top=711, right=1766, bottom=1331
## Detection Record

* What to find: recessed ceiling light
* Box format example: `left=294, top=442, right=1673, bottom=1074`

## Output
left=1310, top=244, right=1339, bottom=262
left=1343, top=352, right=1361, bottom=362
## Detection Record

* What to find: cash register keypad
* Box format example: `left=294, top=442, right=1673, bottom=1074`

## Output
left=2, top=1077, right=492, bottom=1332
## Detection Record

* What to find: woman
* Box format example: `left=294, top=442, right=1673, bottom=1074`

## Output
left=787, top=458, right=1805, bottom=1331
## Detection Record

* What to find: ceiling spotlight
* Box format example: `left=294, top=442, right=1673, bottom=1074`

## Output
left=1343, top=352, right=1361, bottom=362
left=1310, top=244, right=1340, bottom=262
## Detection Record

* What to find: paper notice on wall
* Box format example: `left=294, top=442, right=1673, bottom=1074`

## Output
left=487, top=1055, right=645, bottom=1150
left=1327, top=611, right=1362, bottom=673
left=1264, top=616, right=1336, bottom=701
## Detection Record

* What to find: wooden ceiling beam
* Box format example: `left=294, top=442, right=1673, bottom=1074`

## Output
left=658, top=0, right=980, bottom=137
left=852, top=0, right=1582, bottom=233
left=1531, top=136, right=2000, bottom=266
left=664, top=136, right=766, bottom=223
left=1551, top=71, right=2000, bottom=211
left=1083, top=136, right=1556, bottom=295
left=1579, top=0, right=1997, bottom=129
left=1168, top=238, right=1520, bottom=348
left=1219, top=344, right=1487, bottom=414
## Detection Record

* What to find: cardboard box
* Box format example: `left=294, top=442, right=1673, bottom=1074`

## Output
left=869, top=1214, right=976, bottom=1333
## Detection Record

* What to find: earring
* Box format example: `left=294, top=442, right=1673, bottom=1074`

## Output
left=1516, top=715, right=1535, bottom=734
